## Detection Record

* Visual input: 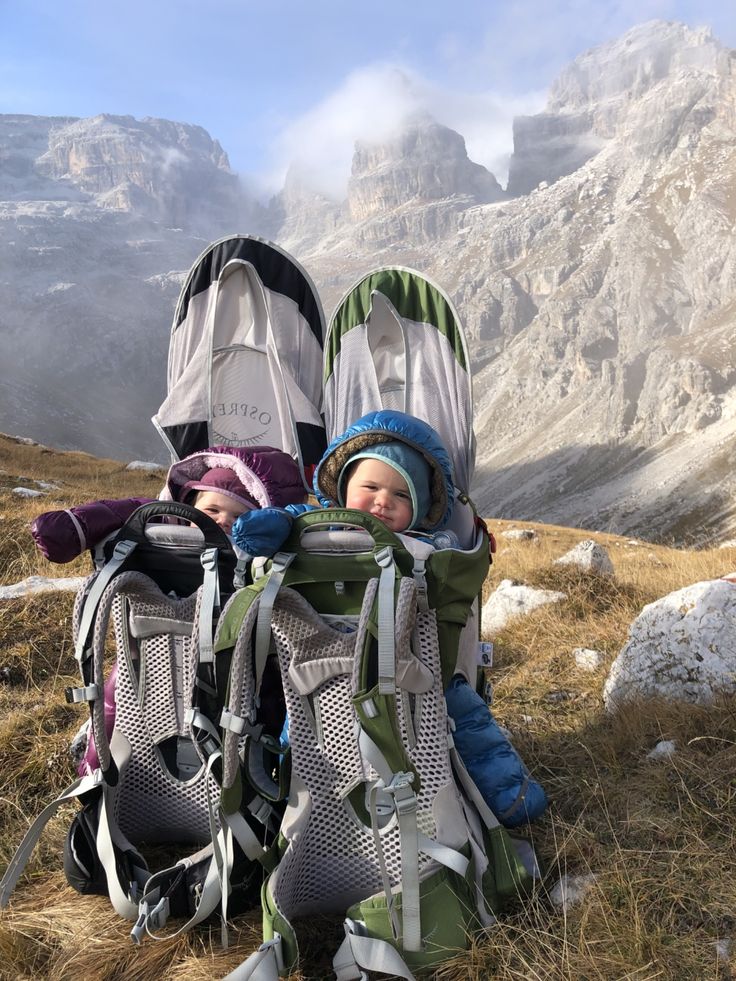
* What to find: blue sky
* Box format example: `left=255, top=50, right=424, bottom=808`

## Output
left=2, top=0, right=735, bottom=197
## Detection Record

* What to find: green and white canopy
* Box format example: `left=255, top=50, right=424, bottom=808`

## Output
left=324, top=266, right=475, bottom=492
left=153, top=235, right=326, bottom=489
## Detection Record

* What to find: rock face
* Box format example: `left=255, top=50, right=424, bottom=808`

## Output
left=0, top=114, right=258, bottom=461
left=4, top=20, right=736, bottom=544
left=348, top=119, right=504, bottom=221
left=603, top=578, right=736, bottom=706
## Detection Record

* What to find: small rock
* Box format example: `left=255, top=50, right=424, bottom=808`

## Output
left=718, top=540, right=736, bottom=550
left=482, top=579, right=566, bottom=635
left=545, top=690, right=571, bottom=703
left=12, top=486, right=44, bottom=498
left=500, top=528, right=538, bottom=542
left=521, top=715, right=534, bottom=724
left=573, top=648, right=605, bottom=671
left=713, top=938, right=732, bottom=959
left=549, top=873, right=597, bottom=910
left=647, top=740, right=676, bottom=760
left=126, top=460, right=165, bottom=472
left=555, top=540, right=614, bottom=576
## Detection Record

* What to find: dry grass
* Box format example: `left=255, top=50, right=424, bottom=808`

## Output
left=1, top=439, right=735, bottom=980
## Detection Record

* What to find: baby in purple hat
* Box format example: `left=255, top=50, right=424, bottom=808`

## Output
left=180, top=466, right=259, bottom=536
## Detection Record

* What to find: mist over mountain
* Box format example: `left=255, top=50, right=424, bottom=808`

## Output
left=2, top=20, right=736, bottom=544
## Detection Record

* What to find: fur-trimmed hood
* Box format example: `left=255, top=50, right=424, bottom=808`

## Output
left=313, top=410, right=455, bottom=532
left=162, top=445, right=306, bottom=510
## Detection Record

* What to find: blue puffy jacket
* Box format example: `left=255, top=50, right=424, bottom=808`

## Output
left=445, top=675, right=548, bottom=827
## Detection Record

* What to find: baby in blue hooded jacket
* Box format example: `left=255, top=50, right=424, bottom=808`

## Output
left=233, top=409, right=548, bottom=829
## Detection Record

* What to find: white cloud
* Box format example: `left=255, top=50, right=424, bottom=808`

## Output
left=261, top=63, right=546, bottom=199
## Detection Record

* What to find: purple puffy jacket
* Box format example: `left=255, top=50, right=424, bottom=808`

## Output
left=31, top=444, right=307, bottom=563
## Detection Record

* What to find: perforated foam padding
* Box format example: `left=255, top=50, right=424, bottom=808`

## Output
left=78, top=571, right=219, bottom=846
left=266, top=582, right=460, bottom=920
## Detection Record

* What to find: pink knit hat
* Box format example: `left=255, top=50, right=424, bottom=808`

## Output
left=181, top=467, right=258, bottom=511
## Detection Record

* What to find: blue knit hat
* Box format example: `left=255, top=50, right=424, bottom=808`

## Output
left=337, top=441, right=432, bottom=531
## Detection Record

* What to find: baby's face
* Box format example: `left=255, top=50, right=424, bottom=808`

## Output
left=344, top=458, right=413, bottom=532
left=194, top=490, right=249, bottom=535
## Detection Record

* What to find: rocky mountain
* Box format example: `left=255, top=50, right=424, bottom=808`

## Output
left=2, top=20, right=736, bottom=544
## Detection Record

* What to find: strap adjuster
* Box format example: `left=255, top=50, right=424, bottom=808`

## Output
left=64, top=683, right=101, bottom=704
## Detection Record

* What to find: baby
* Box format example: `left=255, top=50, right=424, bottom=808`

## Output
left=233, top=409, right=548, bottom=828
left=180, top=466, right=258, bottom=536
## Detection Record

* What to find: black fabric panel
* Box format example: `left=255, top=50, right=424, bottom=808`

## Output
left=176, top=236, right=323, bottom=346
left=296, top=420, right=327, bottom=467
left=164, top=421, right=210, bottom=460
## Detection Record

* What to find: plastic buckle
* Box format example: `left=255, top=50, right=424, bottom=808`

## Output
left=130, top=902, right=149, bottom=944
left=146, top=896, right=169, bottom=932
left=387, top=771, right=414, bottom=792
left=259, top=933, right=284, bottom=972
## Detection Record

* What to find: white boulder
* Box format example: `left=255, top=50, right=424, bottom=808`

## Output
left=604, top=578, right=736, bottom=707
left=482, top=579, right=566, bottom=635
left=554, top=539, right=614, bottom=576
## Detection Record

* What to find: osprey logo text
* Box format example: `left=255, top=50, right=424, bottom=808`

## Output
left=211, top=402, right=274, bottom=445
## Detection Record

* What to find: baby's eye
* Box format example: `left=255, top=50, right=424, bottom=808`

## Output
left=397, top=491, right=411, bottom=500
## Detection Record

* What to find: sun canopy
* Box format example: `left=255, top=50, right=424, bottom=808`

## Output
left=324, top=266, right=475, bottom=492
left=153, top=235, right=326, bottom=489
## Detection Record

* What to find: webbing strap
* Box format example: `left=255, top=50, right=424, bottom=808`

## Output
left=95, top=784, right=141, bottom=920
left=0, top=771, right=102, bottom=909
left=334, top=922, right=416, bottom=981
left=254, top=552, right=295, bottom=694
left=185, top=707, right=221, bottom=746
left=368, top=785, right=401, bottom=941
left=221, top=810, right=271, bottom=865
left=448, top=743, right=501, bottom=830
left=222, top=934, right=284, bottom=981
left=198, top=548, right=220, bottom=664
left=356, top=725, right=421, bottom=952
left=375, top=547, right=396, bottom=695
left=417, top=834, right=469, bottom=876
left=391, top=778, right=421, bottom=952
left=74, top=540, right=136, bottom=662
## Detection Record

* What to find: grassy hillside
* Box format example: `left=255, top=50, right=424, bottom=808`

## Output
left=1, top=434, right=735, bottom=980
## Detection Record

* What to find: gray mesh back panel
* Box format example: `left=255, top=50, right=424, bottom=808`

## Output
left=76, top=571, right=219, bottom=846
left=267, top=584, right=459, bottom=920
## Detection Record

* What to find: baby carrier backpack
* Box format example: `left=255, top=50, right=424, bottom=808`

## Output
left=0, top=501, right=280, bottom=941
left=214, top=509, right=537, bottom=980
